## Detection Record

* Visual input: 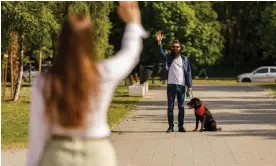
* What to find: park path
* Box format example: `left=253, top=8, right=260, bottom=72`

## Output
left=111, top=84, right=276, bottom=166
left=2, top=84, right=276, bottom=166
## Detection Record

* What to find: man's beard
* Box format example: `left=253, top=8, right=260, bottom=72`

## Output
left=172, top=50, right=180, bottom=58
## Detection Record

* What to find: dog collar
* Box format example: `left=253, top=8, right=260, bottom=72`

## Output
left=195, top=104, right=205, bottom=116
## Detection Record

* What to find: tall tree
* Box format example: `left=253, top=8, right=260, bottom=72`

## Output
left=187, top=2, right=224, bottom=69
left=29, top=2, right=59, bottom=74
left=139, top=2, right=198, bottom=64
left=260, top=3, right=276, bottom=64
left=141, top=2, right=224, bottom=70
left=88, top=1, right=114, bottom=59
left=213, top=2, right=270, bottom=71
left=2, top=1, right=39, bottom=101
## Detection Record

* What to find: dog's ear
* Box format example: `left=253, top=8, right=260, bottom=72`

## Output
left=187, top=98, right=193, bottom=106
left=198, top=99, right=202, bottom=105
left=195, top=100, right=199, bottom=107
left=195, top=99, right=201, bottom=107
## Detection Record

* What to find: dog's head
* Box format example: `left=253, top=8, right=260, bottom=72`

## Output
left=187, top=98, right=202, bottom=109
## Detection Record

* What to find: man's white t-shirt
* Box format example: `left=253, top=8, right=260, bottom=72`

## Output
left=168, top=55, right=185, bottom=85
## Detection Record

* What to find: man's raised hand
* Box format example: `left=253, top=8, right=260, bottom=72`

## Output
left=156, top=31, right=163, bottom=44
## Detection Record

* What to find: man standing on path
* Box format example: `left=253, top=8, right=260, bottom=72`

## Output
left=156, top=31, right=192, bottom=133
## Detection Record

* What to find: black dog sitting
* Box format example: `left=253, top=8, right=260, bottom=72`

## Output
left=187, top=98, right=221, bottom=132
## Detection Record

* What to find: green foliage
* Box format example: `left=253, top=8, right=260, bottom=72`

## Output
left=1, top=1, right=59, bottom=61
left=212, top=1, right=273, bottom=71
left=2, top=2, right=35, bottom=51
left=30, top=2, right=59, bottom=61
left=187, top=2, right=224, bottom=66
left=138, top=2, right=197, bottom=64
left=2, top=1, right=276, bottom=77
left=68, top=2, right=90, bottom=16
left=88, top=2, right=114, bottom=59
left=260, top=3, right=276, bottom=60
left=1, top=1, right=113, bottom=65
left=138, top=2, right=224, bottom=68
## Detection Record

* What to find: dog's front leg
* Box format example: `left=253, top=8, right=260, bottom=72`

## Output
left=193, top=116, right=199, bottom=132
left=193, top=119, right=199, bottom=131
left=199, top=116, right=205, bottom=132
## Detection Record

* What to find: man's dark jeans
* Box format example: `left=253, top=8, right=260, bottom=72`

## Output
left=167, top=84, right=185, bottom=129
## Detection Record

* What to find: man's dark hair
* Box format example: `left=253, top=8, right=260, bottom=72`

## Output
left=171, top=40, right=181, bottom=45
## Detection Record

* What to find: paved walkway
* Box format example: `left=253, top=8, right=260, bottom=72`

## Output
left=2, top=84, right=276, bottom=166
left=110, top=84, right=276, bottom=166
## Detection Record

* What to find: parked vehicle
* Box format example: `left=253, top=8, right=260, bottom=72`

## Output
left=236, top=66, right=276, bottom=83
left=23, top=64, right=52, bottom=82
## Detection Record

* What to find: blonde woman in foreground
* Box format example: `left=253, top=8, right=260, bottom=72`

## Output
left=26, top=2, right=147, bottom=166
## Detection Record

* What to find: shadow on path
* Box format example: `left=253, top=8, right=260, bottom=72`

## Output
left=113, top=84, right=276, bottom=140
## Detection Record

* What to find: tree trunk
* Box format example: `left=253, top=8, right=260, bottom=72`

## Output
left=29, top=62, right=32, bottom=83
left=9, top=52, right=14, bottom=98
left=4, top=57, right=8, bottom=100
left=1, top=59, right=4, bottom=100
left=13, top=34, right=24, bottom=101
left=38, top=48, right=42, bottom=75
left=2, top=54, right=8, bottom=101
left=8, top=32, right=19, bottom=99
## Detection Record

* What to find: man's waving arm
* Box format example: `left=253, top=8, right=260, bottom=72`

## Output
left=156, top=31, right=167, bottom=59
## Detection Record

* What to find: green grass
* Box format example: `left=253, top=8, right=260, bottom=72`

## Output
left=108, top=86, right=142, bottom=127
left=147, top=77, right=237, bottom=85
left=192, top=78, right=237, bottom=84
left=1, top=86, right=31, bottom=149
left=1, top=84, right=142, bottom=150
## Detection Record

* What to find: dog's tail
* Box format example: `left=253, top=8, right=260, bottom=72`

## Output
left=217, top=127, right=222, bottom=131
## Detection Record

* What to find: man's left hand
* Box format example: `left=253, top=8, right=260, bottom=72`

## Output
left=187, top=88, right=192, bottom=92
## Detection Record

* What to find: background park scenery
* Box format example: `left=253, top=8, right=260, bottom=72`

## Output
left=1, top=1, right=276, bottom=149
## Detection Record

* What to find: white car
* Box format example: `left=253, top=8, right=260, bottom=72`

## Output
left=237, top=66, right=276, bottom=83
left=23, top=64, right=51, bottom=82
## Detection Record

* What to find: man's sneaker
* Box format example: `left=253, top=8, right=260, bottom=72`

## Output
left=178, top=128, right=186, bottom=132
left=166, top=128, right=174, bottom=133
